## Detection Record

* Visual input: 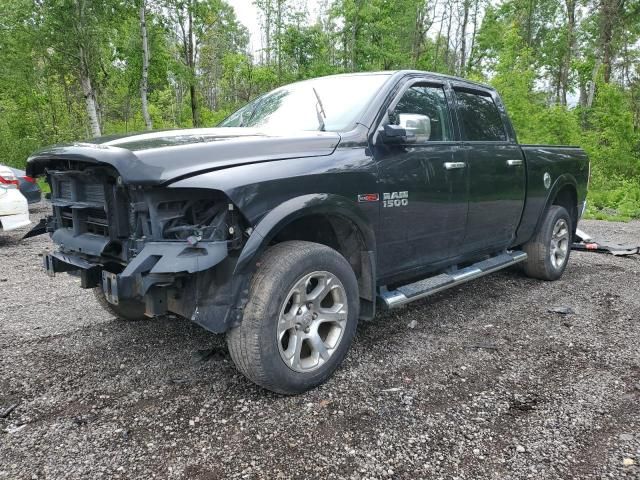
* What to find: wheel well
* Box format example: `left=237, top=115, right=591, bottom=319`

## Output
left=552, top=185, right=578, bottom=232
left=271, top=214, right=376, bottom=315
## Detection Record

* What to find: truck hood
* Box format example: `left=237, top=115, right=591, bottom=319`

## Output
left=26, top=128, right=341, bottom=185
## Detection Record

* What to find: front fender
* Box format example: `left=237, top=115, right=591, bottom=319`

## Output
left=235, top=193, right=376, bottom=276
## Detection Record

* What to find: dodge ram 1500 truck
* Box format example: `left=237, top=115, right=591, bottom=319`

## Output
left=26, top=71, right=589, bottom=394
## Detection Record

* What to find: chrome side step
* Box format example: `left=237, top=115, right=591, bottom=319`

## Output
left=380, top=251, right=527, bottom=309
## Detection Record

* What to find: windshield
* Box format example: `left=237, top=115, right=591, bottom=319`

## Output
left=219, top=74, right=390, bottom=132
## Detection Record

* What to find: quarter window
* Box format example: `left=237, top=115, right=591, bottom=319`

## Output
left=390, top=85, right=451, bottom=142
left=455, top=90, right=507, bottom=141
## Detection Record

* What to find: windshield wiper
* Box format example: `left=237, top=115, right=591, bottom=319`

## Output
left=313, top=87, right=326, bottom=131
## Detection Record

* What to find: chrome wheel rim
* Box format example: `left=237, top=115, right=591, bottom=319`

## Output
left=550, top=218, right=570, bottom=270
left=277, top=271, right=348, bottom=373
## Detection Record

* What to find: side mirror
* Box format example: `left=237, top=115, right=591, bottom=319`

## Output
left=380, top=124, right=414, bottom=144
left=398, top=114, right=431, bottom=142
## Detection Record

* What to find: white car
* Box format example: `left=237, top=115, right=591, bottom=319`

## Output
left=0, top=166, right=31, bottom=232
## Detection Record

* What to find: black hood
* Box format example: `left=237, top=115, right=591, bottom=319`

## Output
left=27, top=128, right=341, bottom=185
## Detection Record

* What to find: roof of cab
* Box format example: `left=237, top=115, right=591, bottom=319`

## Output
left=322, top=69, right=495, bottom=92
left=390, top=70, right=495, bottom=91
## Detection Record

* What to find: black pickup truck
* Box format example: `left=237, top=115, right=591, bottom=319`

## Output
left=26, top=71, right=589, bottom=394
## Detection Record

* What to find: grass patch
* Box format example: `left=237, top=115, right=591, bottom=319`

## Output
left=585, top=176, right=640, bottom=222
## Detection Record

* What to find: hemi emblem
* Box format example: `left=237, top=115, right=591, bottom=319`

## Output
left=358, top=193, right=379, bottom=203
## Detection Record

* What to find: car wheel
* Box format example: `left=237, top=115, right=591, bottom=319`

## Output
left=522, top=205, right=573, bottom=281
left=93, top=287, right=147, bottom=321
left=226, top=241, right=359, bottom=395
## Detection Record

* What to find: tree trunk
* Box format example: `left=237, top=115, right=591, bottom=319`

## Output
left=412, top=5, right=424, bottom=67
left=351, top=0, right=363, bottom=71
left=189, top=83, right=199, bottom=127
left=276, top=0, right=282, bottom=80
left=601, top=2, right=613, bottom=83
left=444, top=1, right=453, bottom=73
left=433, top=5, right=445, bottom=69
left=187, top=2, right=200, bottom=127
left=467, top=0, right=479, bottom=72
left=139, top=0, right=152, bottom=130
left=264, top=1, right=271, bottom=64
left=587, top=58, right=601, bottom=108
left=559, top=0, right=576, bottom=106
left=579, top=82, right=588, bottom=108
left=525, top=0, right=536, bottom=47
left=79, top=46, right=101, bottom=137
left=459, top=0, right=470, bottom=75
left=74, top=0, right=101, bottom=137
left=598, top=0, right=624, bottom=84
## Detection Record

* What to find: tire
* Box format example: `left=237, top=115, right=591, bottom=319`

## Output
left=522, top=205, right=573, bottom=281
left=226, top=241, right=359, bottom=395
left=93, top=287, right=147, bottom=321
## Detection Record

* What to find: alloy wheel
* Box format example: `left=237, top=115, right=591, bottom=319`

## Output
left=550, top=218, right=570, bottom=270
left=277, top=271, right=348, bottom=373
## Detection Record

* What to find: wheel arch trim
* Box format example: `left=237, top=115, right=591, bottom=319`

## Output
left=235, top=193, right=377, bottom=277
left=536, top=174, right=579, bottom=233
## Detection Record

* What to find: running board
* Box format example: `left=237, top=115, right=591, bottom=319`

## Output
left=380, top=251, right=527, bottom=309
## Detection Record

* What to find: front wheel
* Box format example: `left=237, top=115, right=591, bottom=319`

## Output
left=522, top=205, right=573, bottom=281
left=226, top=241, right=359, bottom=394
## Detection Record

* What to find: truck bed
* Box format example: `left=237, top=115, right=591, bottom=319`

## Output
left=515, top=144, right=590, bottom=245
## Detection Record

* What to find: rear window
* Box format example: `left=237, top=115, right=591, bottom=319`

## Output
left=455, top=90, right=507, bottom=141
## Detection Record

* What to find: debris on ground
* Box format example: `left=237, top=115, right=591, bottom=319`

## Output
left=0, top=403, right=18, bottom=419
left=5, top=424, right=27, bottom=434
left=573, top=228, right=640, bottom=256
left=548, top=306, right=575, bottom=315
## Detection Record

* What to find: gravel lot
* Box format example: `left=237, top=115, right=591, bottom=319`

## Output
left=1, top=203, right=639, bottom=480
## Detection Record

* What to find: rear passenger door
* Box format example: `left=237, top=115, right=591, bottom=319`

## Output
left=454, top=87, right=526, bottom=254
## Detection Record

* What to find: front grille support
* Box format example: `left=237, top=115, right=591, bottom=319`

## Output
left=49, top=169, right=132, bottom=262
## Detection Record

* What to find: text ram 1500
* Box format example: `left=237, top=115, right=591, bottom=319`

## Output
left=26, top=71, right=589, bottom=394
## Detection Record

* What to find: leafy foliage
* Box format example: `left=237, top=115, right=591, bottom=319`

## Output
left=0, top=0, right=638, bottom=218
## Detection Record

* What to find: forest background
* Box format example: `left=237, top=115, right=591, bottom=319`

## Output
left=1, top=0, right=639, bottom=219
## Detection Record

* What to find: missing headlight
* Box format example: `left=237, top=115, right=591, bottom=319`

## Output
left=160, top=198, right=228, bottom=241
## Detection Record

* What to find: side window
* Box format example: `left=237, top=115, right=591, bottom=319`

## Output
left=454, top=90, right=507, bottom=141
left=390, top=85, right=451, bottom=142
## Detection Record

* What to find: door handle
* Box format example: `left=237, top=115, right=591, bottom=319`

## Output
left=506, top=159, right=523, bottom=166
left=444, top=162, right=466, bottom=170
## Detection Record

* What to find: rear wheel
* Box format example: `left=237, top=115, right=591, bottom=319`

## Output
left=93, top=287, right=147, bottom=321
left=522, top=205, right=572, bottom=281
left=226, top=241, right=359, bottom=394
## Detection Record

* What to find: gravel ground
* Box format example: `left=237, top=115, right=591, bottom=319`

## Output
left=1, top=203, right=639, bottom=480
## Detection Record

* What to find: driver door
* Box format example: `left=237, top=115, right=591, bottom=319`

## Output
left=373, top=81, right=468, bottom=279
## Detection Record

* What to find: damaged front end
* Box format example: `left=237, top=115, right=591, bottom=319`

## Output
left=39, top=160, right=248, bottom=332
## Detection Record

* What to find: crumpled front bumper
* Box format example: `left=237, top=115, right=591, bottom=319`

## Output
left=44, top=240, right=228, bottom=314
